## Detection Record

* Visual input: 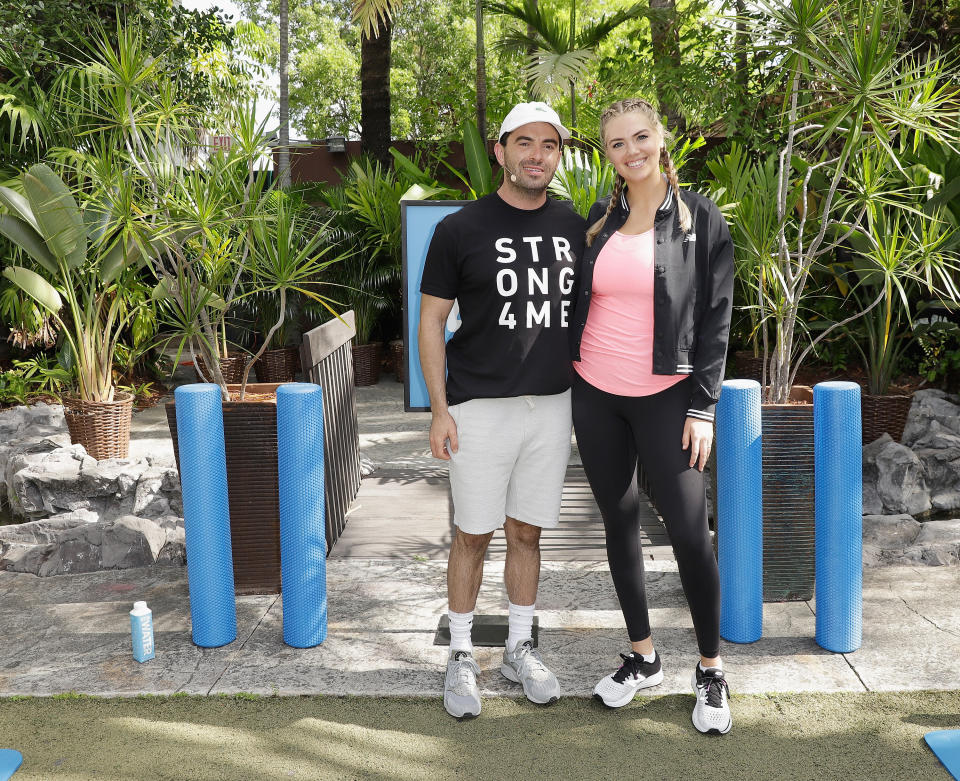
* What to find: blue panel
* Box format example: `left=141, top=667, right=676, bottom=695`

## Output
left=174, top=384, right=236, bottom=648
left=0, top=749, right=23, bottom=780
left=402, top=201, right=466, bottom=411
left=814, top=381, right=863, bottom=653
left=276, top=383, right=327, bottom=647
left=926, top=730, right=960, bottom=780
left=716, top=379, right=763, bottom=643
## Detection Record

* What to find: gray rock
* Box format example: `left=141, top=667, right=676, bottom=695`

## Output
left=862, top=513, right=921, bottom=548
left=9, top=447, right=86, bottom=517
left=902, top=390, right=960, bottom=447
left=157, top=524, right=186, bottom=565
left=861, top=435, right=891, bottom=515
left=132, top=467, right=180, bottom=519
left=100, top=515, right=167, bottom=569
left=913, top=446, right=960, bottom=514
left=0, top=513, right=173, bottom=575
left=897, top=543, right=960, bottom=566
left=914, top=518, right=960, bottom=544
left=873, top=440, right=932, bottom=516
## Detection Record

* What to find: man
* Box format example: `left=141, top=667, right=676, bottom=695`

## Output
left=419, top=102, right=587, bottom=718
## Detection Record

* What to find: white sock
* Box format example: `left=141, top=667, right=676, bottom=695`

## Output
left=699, top=659, right=723, bottom=672
left=640, top=650, right=656, bottom=664
left=506, top=601, right=535, bottom=653
left=448, top=609, right=474, bottom=653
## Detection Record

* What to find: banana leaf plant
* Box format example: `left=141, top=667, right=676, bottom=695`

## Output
left=0, top=163, right=153, bottom=402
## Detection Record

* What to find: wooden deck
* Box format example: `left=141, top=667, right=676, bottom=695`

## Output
left=329, top=466, right=673, bottom=561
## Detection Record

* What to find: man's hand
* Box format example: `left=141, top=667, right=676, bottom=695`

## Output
left=429, top=411, right=459, bottom=460
left=682, top=417, right=713, bottom=472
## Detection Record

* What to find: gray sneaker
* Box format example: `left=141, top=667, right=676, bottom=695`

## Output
left=444, top=649, right=482, bottom=719
left=500, top=639, right=561, bottom=704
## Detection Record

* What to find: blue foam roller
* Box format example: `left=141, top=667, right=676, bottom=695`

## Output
left=276, top=383, right=327, bottom=648
left=174, top=384, right=237, bottom=648
left=716, top=379, right=764, bottom=643
left=814, top=381, right=862, bottom=653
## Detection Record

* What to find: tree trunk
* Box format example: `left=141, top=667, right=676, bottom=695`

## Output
left=526, top=0, right=538, bottom=99
left=735, top=0, right=747, bottom=92
left=569, top=0, right=576, bottom=127
left=278, top=0, right=291, bottom=188
left=360, top=14, right=392, bottom=166
left=475, top=0, right=487, bottom=140
left=649, top=0, right=685, bottom=132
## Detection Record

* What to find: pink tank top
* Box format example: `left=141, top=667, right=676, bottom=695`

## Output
left=573, top=229, right=686, bottom=397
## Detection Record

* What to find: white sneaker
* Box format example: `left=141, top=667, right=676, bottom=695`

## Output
left=500, top=639, right=561, bottom=704
left=444, top=649, right=481, bottom=719
left=691, top=665, right=732, bottom=734
left=594, top=651, right=664, bottom=708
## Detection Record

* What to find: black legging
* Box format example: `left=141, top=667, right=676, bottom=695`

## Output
left=572, top=373, right=721, bottom=659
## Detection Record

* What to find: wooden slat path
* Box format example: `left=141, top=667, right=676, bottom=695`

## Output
left=329, top=466, right=673, bottom=561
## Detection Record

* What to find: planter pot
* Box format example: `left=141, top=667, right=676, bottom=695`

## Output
left=761, top=385, right=814, bottom=602
left=63, top=391, right=134, bottom=461
left=166, top=383, right=283, bottom=595
left=194, top=354, right=245, bottom=384
left=352, top=342, right=382, bottom=387
left=861, top=392, right=913, bottom=444
left=733, top=350, right=765, bottom=383
left=254, top=346, right=301, bottom=384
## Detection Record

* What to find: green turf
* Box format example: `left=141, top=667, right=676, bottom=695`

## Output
left=0, top=691, right=957, bottom=780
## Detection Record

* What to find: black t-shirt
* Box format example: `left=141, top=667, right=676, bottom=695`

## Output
left=420, top=193, right=587, bottom=405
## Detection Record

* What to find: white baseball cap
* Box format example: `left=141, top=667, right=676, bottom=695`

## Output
left=497, top=102, right=570, bottom=143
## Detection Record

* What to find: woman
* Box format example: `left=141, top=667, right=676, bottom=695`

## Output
left=570, top=99, right=734, bottom=734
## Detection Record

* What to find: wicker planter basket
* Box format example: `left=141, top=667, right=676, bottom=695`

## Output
left=352, top=342, right=382, bottom=387
left=194, top=354, right=246, bottom=384
left=254, top=346, right=301, bottom=384
left=389, top=340, right=404, bottom=383
left=63, top=391, right=135, bottom=461
left=733, top=350, right=765, bottom=383
left=861, top=392, right=913, bottom=444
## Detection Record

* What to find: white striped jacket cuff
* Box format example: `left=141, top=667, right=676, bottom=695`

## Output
left=686, top=408, right=715, bottom=422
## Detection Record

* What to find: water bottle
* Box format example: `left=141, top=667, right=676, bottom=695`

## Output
left=130, top=601, right=155, bottom=663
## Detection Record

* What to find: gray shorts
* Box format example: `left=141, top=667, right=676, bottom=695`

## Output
left=447, top=389, right=572, bottom=535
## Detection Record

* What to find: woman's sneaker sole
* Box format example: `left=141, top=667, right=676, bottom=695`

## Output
left=593, top=668, right=664, bottom=708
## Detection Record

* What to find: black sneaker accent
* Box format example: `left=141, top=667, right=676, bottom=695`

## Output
left=612, top=651, right=661, bottom=684
left=695, top=665, right=729, bottom=708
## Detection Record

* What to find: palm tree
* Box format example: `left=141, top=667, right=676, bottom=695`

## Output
left=485, top=0, right=645, bottom=128
left=353, top=0, right=400, bottom=166
left=278, top=0, right=291, bottom=188
left=476, top=0, right=488, bottom=139
left=648, top=0, right=683, bottom=131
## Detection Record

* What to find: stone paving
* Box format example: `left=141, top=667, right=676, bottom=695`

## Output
left=0, top=378, right=958, bottom=699
left=1, top=558, right=958, bottom=698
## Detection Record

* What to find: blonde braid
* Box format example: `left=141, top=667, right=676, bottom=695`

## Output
left=586, top=174, right=624, bottom=246
left=660, top=145, right=692, bottom=234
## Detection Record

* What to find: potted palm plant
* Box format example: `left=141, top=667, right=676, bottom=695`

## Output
left=63, top=25, right=347, bottom=592
left=707, top=0, right=959, bottom=600
left=0, top=163, right=152, bottom=459
left=747, top=0, right=958, bottom=403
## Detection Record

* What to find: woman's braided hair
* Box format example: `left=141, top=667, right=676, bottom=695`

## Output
left=585, top=98, right=692, bottom=246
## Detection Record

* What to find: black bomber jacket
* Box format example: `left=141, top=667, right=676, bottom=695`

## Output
left=570, top=185, right=734, bottom=422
